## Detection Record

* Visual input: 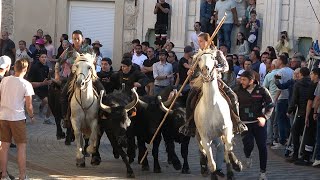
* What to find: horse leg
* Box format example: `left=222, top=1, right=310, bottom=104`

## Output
left=117, top=146, right=135, bottom=178
left=181, top=136, right=191, bottom=174
left=201, top=139, right=217, bottom=179
left=91, top=124, right=103, bottom=166
left=87, top=119, right=98, bottom=155
left=83, top=136, right=90, bottom=157
left=152, top=134, right=162, bottom=173
left=196, top=133, right=209, bottom=177
left=72, top=123, right=85, bottom=167
left=223, top=128, right=243, bottom=172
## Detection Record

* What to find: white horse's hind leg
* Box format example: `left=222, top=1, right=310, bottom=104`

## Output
left=87, top=118, right=98, bottom=154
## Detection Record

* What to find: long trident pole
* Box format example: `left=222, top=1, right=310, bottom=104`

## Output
left=139, top=13, right=228, bottom=164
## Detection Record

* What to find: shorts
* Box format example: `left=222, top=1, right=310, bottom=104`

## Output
left=155, top=24, right=168, bottom=36
left=0, top=120, right=27, bottom=143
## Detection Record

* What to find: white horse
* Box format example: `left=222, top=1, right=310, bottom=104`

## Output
left=69, top=53, right=99, bottom=167
left=194, top=49, right=242, bottom=180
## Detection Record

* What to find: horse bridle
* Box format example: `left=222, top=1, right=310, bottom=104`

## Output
left=196, top=52, right=219, bottom=82
left=73, top=59, right=97, bottom=118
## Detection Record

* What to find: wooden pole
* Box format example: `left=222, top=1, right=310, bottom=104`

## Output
left=139, top=13, right=228, bottom=164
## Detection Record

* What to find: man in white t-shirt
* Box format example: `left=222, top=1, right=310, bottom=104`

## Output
left=190, top=22, right=203, bottom=52
left=0, top=58, right=35, bottom=180
left=258, top=52, right=270, bottom=85
left=132, top=44, right=147, bottom=68
left=214, top=0, right=239, bottom=52
left=16, top=40, right=32, bottom=63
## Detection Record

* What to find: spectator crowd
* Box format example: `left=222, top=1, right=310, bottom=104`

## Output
left=0, top=0, right=319, bottom=180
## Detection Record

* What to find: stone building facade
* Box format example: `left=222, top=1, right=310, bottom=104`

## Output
left=2, top=0, right=320, bottom=67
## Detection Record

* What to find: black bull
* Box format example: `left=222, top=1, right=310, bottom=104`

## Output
left=131, top=86, right=191, bottom=174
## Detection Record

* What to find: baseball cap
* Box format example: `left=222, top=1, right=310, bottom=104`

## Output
left=36, top=38, right=45, bottom=45
left=240, top=70, right=255, bottom=80
left=0, top=56, right=12, bottom=69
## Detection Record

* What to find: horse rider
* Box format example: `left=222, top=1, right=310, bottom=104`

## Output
left=55, top=30, right=105, bottom=127
left=179, top=33, right=248, bottom=137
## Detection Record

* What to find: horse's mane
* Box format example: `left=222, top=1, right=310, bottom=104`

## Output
left=68, top=53, right=98, bottom=94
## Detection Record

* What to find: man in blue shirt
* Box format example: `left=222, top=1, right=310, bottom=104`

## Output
left=200, top=0, right=216, bottom=35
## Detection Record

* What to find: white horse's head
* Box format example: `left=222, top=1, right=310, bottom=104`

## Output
left=196, top=49, right=221, bottom=82
left=72, top=53, right=96, bottom=90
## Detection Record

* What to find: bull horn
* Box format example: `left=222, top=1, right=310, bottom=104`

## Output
left=138, top=99, right=148, bottom=109
left=163, top=92, right=175, bottom=107
left=157, top=96, right=173, bottom=113
left=125, top=88, right=139, bottom=112
left=99, top=90, right=111, bottom=113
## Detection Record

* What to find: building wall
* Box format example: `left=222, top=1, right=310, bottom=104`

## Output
left=260, top=0, right=320, bottom=54
left=1, top=0, right=13, bottom=34
left=2, top=0, right=138, bottom=68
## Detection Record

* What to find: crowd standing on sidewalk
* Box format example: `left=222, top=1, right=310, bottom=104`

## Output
left=0, top=0, right=319, bottom=180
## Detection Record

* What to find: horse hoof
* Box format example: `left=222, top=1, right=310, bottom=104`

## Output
left=91, top=156, right=101, bottom=166
left=86, top=145, right=96, bottom=154
left=210, top=173, right=218, bottom=180
left=232, top=161, right=243, bottom=172
left=127, top=172, right=135, bottom=178
left=76, top=158, right=85, bottom=168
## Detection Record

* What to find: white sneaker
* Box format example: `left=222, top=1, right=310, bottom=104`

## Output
left=312, top=159, right=320, bottom=167
left=1, top=176, right=11, bottom=180
left=245, top=157, right=252, bottom=168
left=259, top=172, right=267, bottom=180
left=271, top=143, right=285, bottom=150
left=19, top=175, right=29, bottom=180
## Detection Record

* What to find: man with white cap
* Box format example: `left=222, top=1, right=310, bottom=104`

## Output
left=0, top=55, right=16, bottom=180
left=0, top=56, right=11, bottom=80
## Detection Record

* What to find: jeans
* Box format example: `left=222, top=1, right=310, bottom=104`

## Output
left=154, top=85, right=166, bottom=96
left=267, top=110, right=276, bottom=144
left=242, top=123, right=267, bottom=172
left=218, top=23, right=233, bottom=51
left=316, top=115, right=320, bottom=160
left=213, top=137, right=225, bottom=170
left=275, top=99, right=291, bottom=145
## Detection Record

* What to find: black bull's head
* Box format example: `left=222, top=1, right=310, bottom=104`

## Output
left=99, top=88, right=138, bottom=147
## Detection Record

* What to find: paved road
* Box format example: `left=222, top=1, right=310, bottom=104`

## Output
left=5, top=102, right=320, bottom=180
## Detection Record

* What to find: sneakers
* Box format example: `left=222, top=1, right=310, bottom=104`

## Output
left=259, top=172, right=267, bottom=180
left=271, top=143, right=285, bottom=150
left=312, top=159, right=320, bottom=167
left=1, top=176, right=11, bottom=180
left=0, top=171, right=15, bottom=180
left=245, top=157, right=252, bottom=169
left=19, top=175, right=29, bottom=180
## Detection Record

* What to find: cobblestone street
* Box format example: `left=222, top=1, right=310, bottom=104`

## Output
left=5, top=102, right=320, bottom=180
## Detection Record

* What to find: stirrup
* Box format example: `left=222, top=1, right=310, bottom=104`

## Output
left=237, top=122, right=248, bottom=134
